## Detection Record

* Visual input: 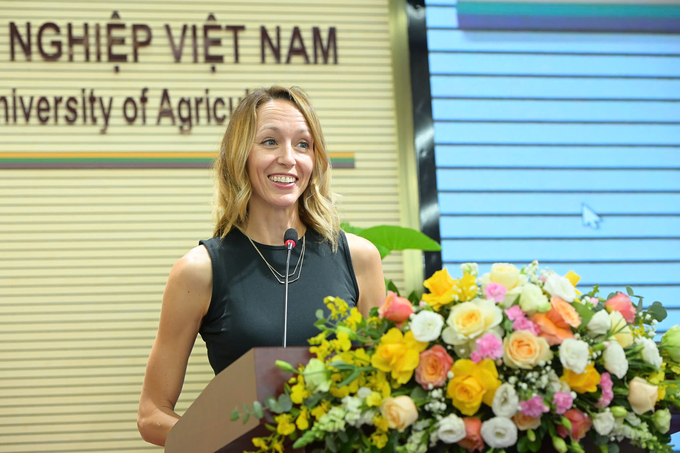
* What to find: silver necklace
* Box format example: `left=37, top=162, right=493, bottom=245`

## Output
left=247, top=235, right=306, bottom=284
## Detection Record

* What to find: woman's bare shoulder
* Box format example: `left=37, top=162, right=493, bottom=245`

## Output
left=164, top=245, right=213, bottom=317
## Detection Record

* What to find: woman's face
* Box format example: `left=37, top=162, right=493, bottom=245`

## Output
left=247, top=99, right=315, bottom=212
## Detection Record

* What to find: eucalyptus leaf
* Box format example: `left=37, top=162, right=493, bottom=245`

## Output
left=626, top=286, right=634, bottom=296
left=278, top=393, right=293, bottom=412
left=230, top=407, right=240, bottom=421
left=648, top=301, right=667, bottom=322
left=252, top=401, right=264, bottom=419
left=242, top=411, right=250, bottom=424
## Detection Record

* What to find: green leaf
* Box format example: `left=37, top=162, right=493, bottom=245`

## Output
left=278, top=393, right=293, bottom=412
left=528, top=438, right=541, bottom=452
left=571, top=301, right=594, bottom=326
left=242, top=403, right=251, bottom=414
left=265, top=396, right=283, bottom=413
left=409, top=386, right=427, bottom=401
left=518, top=435, right=529, bottom=453
left=626, top=286, right=634, bottom=296
left=386, top=279, right=400, bottom=296
left=356, top=225, right=442, bottom=258
left=289, top=431, right=298, bottom=441
left=265, top=423, right=277, bottom=432
left=502, top=318, right=513, bottom=332
left=407, top=290, right=420, bottom=305
left=252, top=401, right=264, bottom=419
left=593, top=434, right=608, bottom=446
left=648, top=301, right=667, bottom=322
left=608, top=445, right=619, bottom=453
left=242, top=411, right=250, bottom=424
left=338, top=431, right=349, bottom=443
left=375, top=244, right=392, bottom=259
left=336, top=369, right=361, bottom=388
left=325, top=434, right=339, bottom=453
left=340, top=222, right=364, bottom=235
left=230, top=407, right=240, bottom=421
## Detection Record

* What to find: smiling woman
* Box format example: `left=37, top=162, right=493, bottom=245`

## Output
left=136, top=86, right=386, bottom=447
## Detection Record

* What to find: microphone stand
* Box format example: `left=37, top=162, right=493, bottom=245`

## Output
left=283, top=244, right=292, bottom=348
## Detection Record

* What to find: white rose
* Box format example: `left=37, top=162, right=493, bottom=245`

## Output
left=587, top=310, right=611, bottom=337
left=593, top=411, right=615, bottom=436
left=559, top=338, right=590, bottom=374
left=437, top=413, right=466, bottom=443
left=543, top=272, right=576, bottom=303
left=480, top=417, right=518, bottom=449
left=519, top=283, right=550, bottom=315
left=492, top=383, right=519, bottom=418
left=636, top=337, right=662, bottom=369
left=603, top=341, right=628, bottom=379
left=441, top=298, right=503, bottom=346
left=410, top=310, right=444, bottom=343
left=609, top=311, right=634, bottom=348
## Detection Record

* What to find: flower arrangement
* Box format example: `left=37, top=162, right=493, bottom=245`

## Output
left=233, top=261, right=680, bottom=453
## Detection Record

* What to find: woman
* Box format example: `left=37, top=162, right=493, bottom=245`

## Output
left=137, top=86, right=385, bottom=446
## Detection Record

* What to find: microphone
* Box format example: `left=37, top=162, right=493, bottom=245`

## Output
left=282, top=228, right=298, bottom=347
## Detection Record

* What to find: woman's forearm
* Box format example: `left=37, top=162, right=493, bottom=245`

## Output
left=137, top=405, right=180, bottom=447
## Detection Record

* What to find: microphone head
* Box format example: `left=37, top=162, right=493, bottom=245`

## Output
left=284, top=228, right=298, bottom=249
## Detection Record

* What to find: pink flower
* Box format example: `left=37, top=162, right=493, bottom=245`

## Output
left=595, top=372, right=613, bottom=408
left=557, top=409, right=592, bottom=441
left=505, top=305, right=525, bottom=321
left=553, top=391, right=574, bottom=415
left=484, top=282, right=507, bottom=303
left=520, top=396, right=549, bottom=418
left=513, top=317, right=541, bottom=336
left=470, top=333, right=503, bottom=363
left=379, top=291, right=414, bottom=323
left=589, top=297, right=599, bottom=307
left=605, top=292, right=636, bottom=324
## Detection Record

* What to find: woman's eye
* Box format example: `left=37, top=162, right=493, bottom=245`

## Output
left=262, top=139, right=276, bottom=146
left=298, top=141, right=310, bottom=150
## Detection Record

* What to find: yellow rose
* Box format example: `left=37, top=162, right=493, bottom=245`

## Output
left=490, top=263, right=521, bottom=290
left=442, top=298, right=503, bottom=346
left=609, top=311, right=634, bottom=348
left=371, top=329, right=428, bottom=384
left=423, top=269, right=457, bottom=310
left=446, top=359, right=501, bottom=416
left=381, top=395, right=419, bottom=432
left=503, top=330, right=553, bottom=369
left=628, top=377, right=659, bottom=415
left=561, top=364, right=601, bottom=393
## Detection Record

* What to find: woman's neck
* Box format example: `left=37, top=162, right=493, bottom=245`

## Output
left=244, top=202, right=306, bottom=245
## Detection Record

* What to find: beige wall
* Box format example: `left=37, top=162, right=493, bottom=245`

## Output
left=0, top=1, right=416, bottom=451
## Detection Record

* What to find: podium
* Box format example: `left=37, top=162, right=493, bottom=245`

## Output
left=166, top=346, right=680, bottom=453
left=165, top=347, right=312, bottom=453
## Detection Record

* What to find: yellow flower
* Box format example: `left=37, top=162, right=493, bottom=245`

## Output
left=446, top=359, right=501, bottom=416
left=367, top=391, right=383, bottom=407
left=332, top=331, right=352, bottom=352
left=370, top=432, right=388, bottom=449
left=272, top=439, right=284, bottom=453
left=648, top=369, right=666, bottom=385
left=311, top=400, right=331, bottom=420
left=370, top=328, right=428, bottom=384
left=564, top=270, right=582, bottom=296
left=296, top=407, right=309, bottom=430
left=325, top=296, right=349, bottom=320
left=659, top=385, right=666, bottom=400
left=345, top=307, right=363, bottom=330
left=252, top=437, right=267, bottom=449
left=290, top=378, right=309, bottom=404
left=561, top=364, right=601, bottom=393
left=458, top=272, right=478, bottom=302
left=330, top=385, right=351, bottom=398
left=309, top=339, right=331, bottom=361
left=275, top=414, right=296, bottom=436
left=373, top=414, right=390, bottom=432
left=367, top=371, right=392, bottom=397
left=422, top=269, right=457, bottom=310
left=308, top=331, right=329, bottom=345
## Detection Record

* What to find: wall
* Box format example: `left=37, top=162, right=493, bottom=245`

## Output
left=0, top=1, right=416, bottom=451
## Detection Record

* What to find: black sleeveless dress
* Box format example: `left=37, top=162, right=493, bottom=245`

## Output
left=198, top=228, right=359, bottom=375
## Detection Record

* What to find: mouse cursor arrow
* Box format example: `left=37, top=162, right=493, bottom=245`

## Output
left=582, top=204, right=601, bottom=229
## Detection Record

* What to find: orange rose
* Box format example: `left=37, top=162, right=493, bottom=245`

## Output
left=415, top=345, right=454, bottom=390
left=458, top=417, right=484, bottom=452
left=512, top=413, right=541, bottom=431
left=379, top=291, right=414, bottom=323
left=531, top=313, right=574, bottom=346
left=547, top=296, right=581, bottom=329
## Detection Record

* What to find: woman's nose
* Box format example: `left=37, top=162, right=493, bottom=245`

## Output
left=277, top=142, right=296, bottom=166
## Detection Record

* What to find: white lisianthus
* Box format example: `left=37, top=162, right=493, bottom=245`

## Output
left=480, top=417, right=518, bottom=449
left=437, top=413, right=467, bottom=443
left=587, top=310, right=611, bottom=337
left=410, top=310, right=445, bottom=343
left=543, top=272, right=576, bottom=303
left=603, top=340, right=628, bottom=379
left=492, top=383, right=519, bottom=418
left=636, top=337, right=662, bottom=369
left=547, top=369, right=570, bottom=393
left=593, top=411, right=615, bottom=435
left=559, top=338, right=590, bottom=374
left=519, top=283, right=551, bottom=315
left=342, top=396, right=363, bottom=427
left=460, top=262, right=479, bottom=277
left=441, top=298, right=503, bottom=346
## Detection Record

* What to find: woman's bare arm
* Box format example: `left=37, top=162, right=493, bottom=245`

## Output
left=346, top=233, right=386, bottom=318
left=137, top=245, right=212, bottom=446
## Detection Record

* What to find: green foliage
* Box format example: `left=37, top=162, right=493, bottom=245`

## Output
left=340, top=222, right=441, bottom=259
left=572, top=300, right=594, bottom=325
left=647, top=301, right=667, bottom=322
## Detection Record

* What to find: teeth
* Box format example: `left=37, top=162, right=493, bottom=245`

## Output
left=269, top=175, right=296, bottom=183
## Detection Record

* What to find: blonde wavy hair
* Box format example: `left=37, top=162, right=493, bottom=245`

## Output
left=213, top=86, right=340, bottom=250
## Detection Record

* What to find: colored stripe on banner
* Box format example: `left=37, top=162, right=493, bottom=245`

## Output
left=0, top=152, right=356, bottom=169
left=456, top=1, right=680, bottom=32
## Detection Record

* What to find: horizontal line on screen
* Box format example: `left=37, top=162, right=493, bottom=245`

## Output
left=438, top=190, right=680, bottom=194
left=431, top=96, right=680, bottom=102
left=434, top=119, right=680, bottom=125
left=440, top=237, right=680, bottom=241
left=441, top=213, right=680, bottom=217
left=435, top=166, right=680, bottom=170
left=430, top=49, right=680, bottom=58
left=435, top=143, right=680, bottom=147
left=430, top=72, right=680, bottom=80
